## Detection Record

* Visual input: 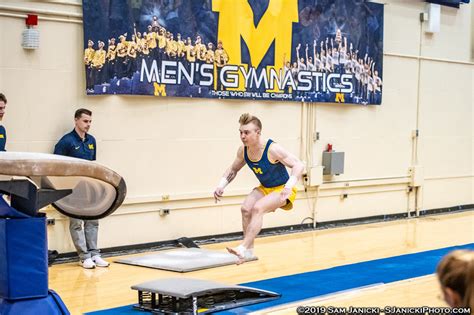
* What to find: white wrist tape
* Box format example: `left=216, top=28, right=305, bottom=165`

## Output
left=284, top=175, right=297, bottom=189
left=218, top=177, right=229, bottom=189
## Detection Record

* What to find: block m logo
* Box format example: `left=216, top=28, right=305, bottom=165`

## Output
left=213, top=0, right=298, bottom=89
left=252, top=167, right=263, bottom=175
left=335, top=93, right=345, bottom=103
left=154, top=83, right=167, bottom=96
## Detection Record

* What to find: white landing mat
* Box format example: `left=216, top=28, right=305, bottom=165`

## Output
left=115, top=248, right=258, bottom=272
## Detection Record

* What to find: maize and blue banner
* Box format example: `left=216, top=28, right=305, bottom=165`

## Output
left=82, top=0, right=384, bottom=105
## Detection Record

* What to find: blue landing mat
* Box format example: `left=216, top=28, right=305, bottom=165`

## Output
left=86, top=243, right=474, bottom=315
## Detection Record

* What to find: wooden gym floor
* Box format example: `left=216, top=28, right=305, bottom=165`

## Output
left=48, top=211, right=473, bottom=315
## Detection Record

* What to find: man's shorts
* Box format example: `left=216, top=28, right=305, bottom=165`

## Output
left=256, top=184, right=297, bottom=210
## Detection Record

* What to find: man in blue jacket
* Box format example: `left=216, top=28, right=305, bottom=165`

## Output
left=54, top=108, right=109, bottom=269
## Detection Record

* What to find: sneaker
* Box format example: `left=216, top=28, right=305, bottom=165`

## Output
left=92, top=255, right=110, bottom=267
left=80, top=258, right=96, bottom=269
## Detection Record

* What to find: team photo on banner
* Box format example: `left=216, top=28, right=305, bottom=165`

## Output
left=82, top=0, right=384, bottom=105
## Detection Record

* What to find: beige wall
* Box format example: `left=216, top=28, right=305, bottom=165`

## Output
left=0, top=0, right=472, bottom=253
left=472, top=1, right=474, bottom=59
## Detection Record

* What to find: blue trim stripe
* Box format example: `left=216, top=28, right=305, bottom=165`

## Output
left=224, top=243, right=474, bottom=314
left=86, top=243, right=474, bottom=315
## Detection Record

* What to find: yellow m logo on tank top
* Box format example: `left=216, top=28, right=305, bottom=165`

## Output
left=253, top=167, right=263, bottom=175
left=88, top=144, right=95, bottom=150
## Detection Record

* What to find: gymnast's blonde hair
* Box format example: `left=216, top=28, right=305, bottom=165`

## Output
left=238, top=113, right=262, bottom=131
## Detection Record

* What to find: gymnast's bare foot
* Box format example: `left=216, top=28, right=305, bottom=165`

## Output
left=227, top=246, right=245, bottom=265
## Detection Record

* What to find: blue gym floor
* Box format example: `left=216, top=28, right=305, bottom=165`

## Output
left=86, top=243, right=474, bottom=315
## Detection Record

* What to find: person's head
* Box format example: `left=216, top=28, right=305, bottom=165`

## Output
left=437, top=250, right=474, bottom=309
left=74, top=108, right=92, bottom=135
left=0, top=93, right=7, bottom=121
left=238, top=113, right=262, bottom=146
left=87, top=40, right=94, bottom=48
left=217, top=40, right=223, bottom=49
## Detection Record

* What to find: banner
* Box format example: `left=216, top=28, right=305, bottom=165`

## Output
left=82, top=0, right=384, bottom=105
